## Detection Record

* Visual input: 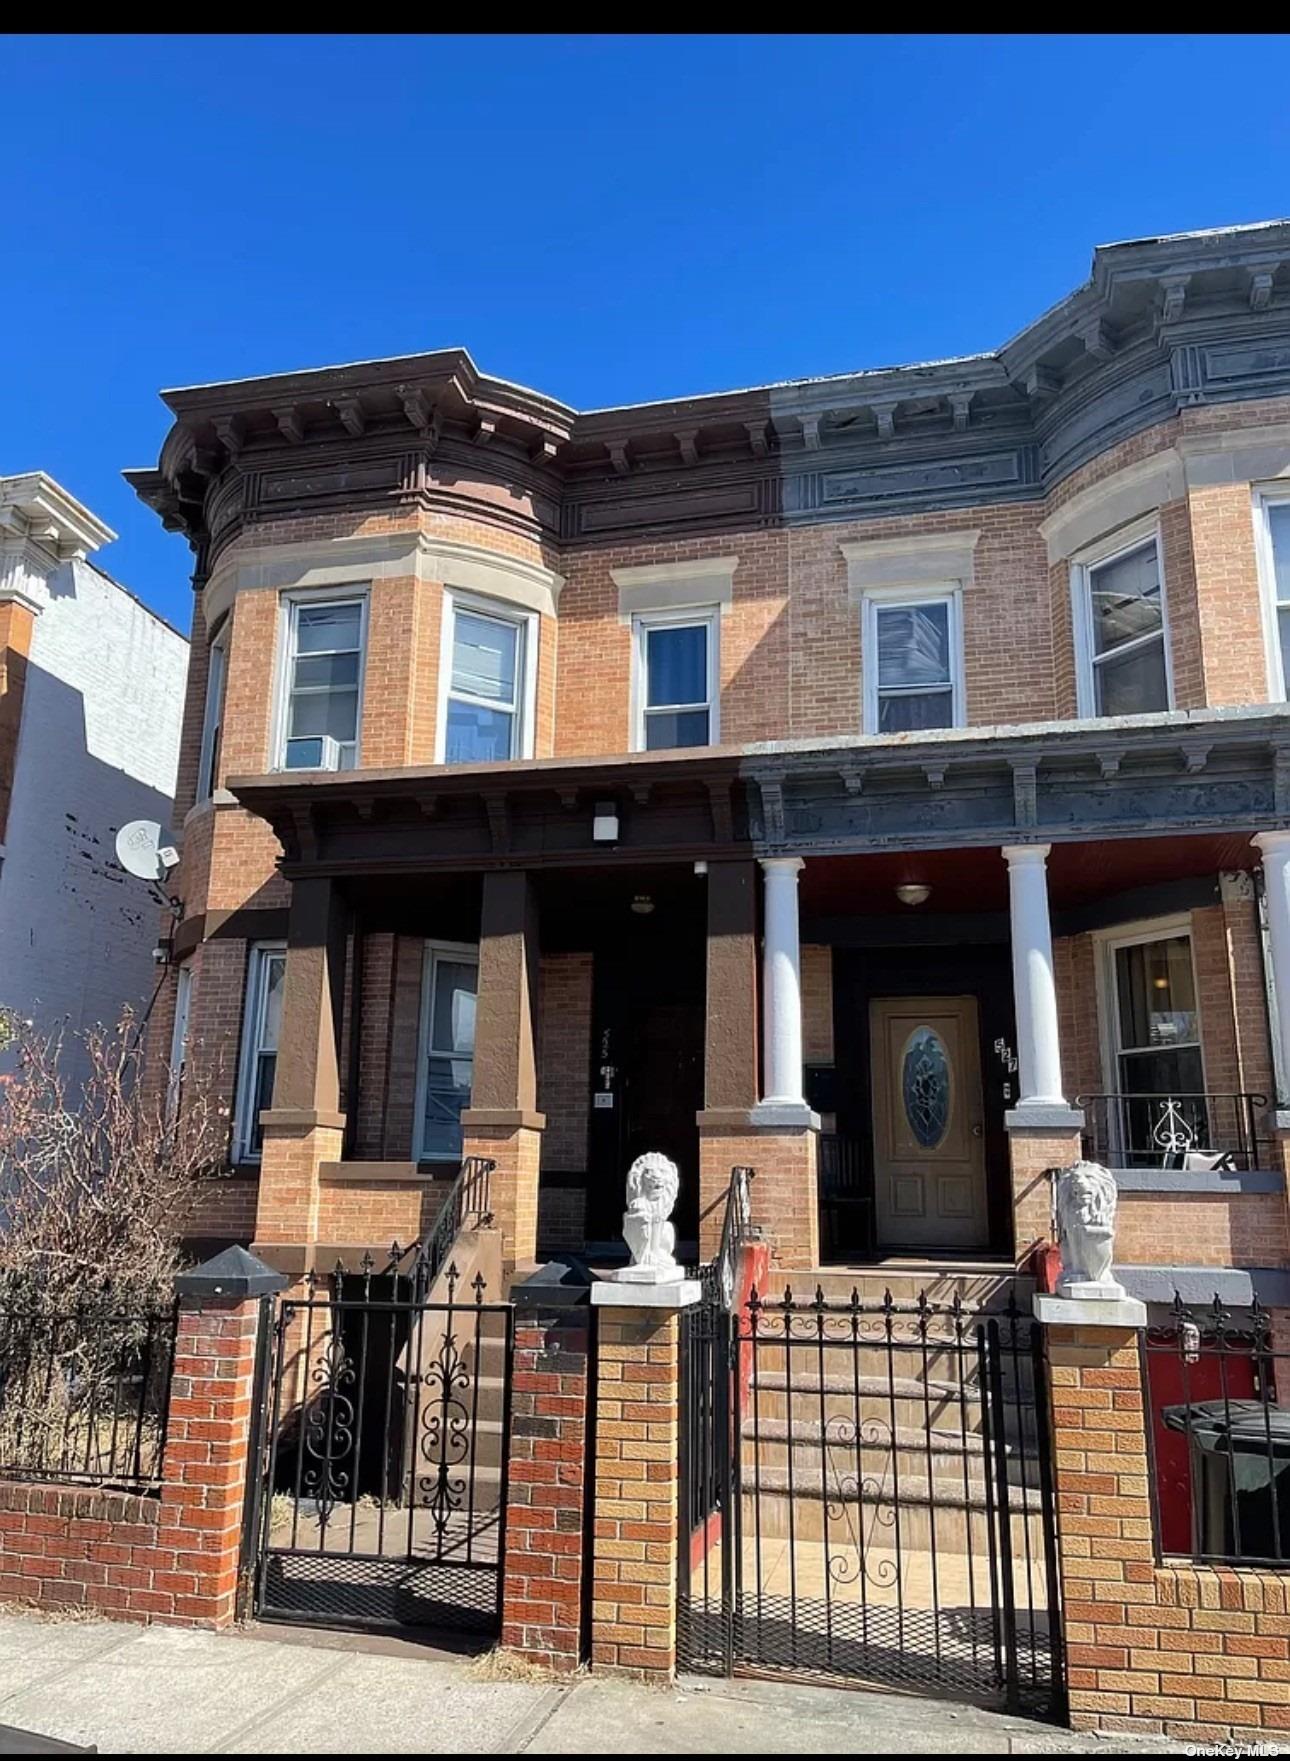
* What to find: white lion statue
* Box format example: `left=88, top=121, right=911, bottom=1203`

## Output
left=620, top=1151, right=682, bottom=1282
left=1053, top=1159, right=1123, bottom=1296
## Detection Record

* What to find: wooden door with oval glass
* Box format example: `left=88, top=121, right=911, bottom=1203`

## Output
left=870, top=995, right=988, bottom=1250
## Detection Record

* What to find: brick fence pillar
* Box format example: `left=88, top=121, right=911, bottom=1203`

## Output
left=588, top=1279, right=701, bottom=1680
left=1007, top=1120, right=1082, bottom=1262
left=163, top=1247, right=286, bottom=1627
left=500, top=1268, right=591, bottom=1670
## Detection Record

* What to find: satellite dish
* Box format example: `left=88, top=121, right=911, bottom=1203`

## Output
left=115, top=820, right=179, bottom=883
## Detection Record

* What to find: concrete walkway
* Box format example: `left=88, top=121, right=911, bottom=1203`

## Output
left=0, top=1612, right=1180, bottom=1755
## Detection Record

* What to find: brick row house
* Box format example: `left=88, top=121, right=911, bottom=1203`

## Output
left=129, top=220, right=1290, bottom=1333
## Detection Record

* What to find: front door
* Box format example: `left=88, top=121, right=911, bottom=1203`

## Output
left=870, top=995, right=988, bottom=1250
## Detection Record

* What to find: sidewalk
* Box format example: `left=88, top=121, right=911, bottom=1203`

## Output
left=0, top=1612, right=1180, bottom=1755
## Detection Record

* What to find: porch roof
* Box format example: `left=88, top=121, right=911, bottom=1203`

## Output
left=227, top=703, right=1290, bottom=879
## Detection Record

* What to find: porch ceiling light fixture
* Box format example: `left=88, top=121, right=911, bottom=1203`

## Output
left=630, top=893, right=655, bottom=915
left=895, top=883, right=932, bottom=907
left=592, top=800, right=620, bottom=843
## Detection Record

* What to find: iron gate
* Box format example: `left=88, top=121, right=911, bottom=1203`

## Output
left=679, top=1282, right=1064, bottom=1717
left=247, top=1259, right=513, bottom=1637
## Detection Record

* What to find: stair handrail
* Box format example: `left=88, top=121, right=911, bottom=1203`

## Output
left=383, top=1153, right=495, bottom=1294
left=712, top=1163, right=757, bottom=1310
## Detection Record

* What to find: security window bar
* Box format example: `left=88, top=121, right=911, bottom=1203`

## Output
left=444, top=605, right=525, bottom=764
left=1086, top=538, right=1169, bottom=716
left=236, top=944, right=286, bottom=1161
left=639, top=615, right=714, bottom=750
left=418, top=947, right=479, bottom=1161
left=282, top=598, right=364, bottom=770
left=871, top=597, right=958, bottom=733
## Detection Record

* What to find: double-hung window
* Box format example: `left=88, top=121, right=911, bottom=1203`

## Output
left=632, top=609, right=719, bottom=751
left=415, top=943, right=479, bottom=1161
left=234, top=943, right=286, bottom=1161
left=279, top=595, right=366, bottom=770
left=440, top=595, right=533, bottom=764
left=863, top=590, right=963, bottom=734
left=196, top=622, right=228, bottom=801
left=1074, top=529, right=1171, bottom=718
left=1256, top=492, right=1290, bottom=699
left=1102, top=924, right=1204, bottom=1165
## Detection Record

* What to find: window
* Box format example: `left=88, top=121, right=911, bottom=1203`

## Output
left=1074, top=530, right=1171, bottom=718
left=415, top=944, right=479, bottom=1161
left=234, top=943, right=286, bottom=1160
left=632, top=609, right=719, bottom=751
left=196, top=624, right=227, bottom=801
left=278, top=595, right=366, bottom=770
left=440, top=595, right=533, bottom=764
left=1256, top=493, right=1290, bottom=699
left=1103, top=925, right=1205, bottom=1164
left=863, top=590, right=963, bottom=734
left=167, top=964, right=193, bottom=1122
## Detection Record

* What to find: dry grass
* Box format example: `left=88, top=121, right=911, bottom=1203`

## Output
left=467, top=1646, right=586, bottom=1684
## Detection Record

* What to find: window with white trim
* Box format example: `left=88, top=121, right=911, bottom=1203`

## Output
left=234, top=943, right=286, bottom=1161
left=441, top=595, right=533, bottom=764
left=167, top=964, right=193, bottom=1123
left=196, top=622, right=228, bottom=801
left=278, top=595, right=366, bottom=770
left=862, top=590, right=963, bottom=734
left=1256, top=493, right=1290, bottom=699
left=632, top=608, right=719, bottom=751
left=415, top=943, right=479, bottom=1161
left=1100, top=922, right=1205, bottom=1165
left=1073, top=530, right=1171, bottom=717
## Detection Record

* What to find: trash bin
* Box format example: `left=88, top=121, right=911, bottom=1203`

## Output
left=1161, top=1399, right=1290, bottom=1560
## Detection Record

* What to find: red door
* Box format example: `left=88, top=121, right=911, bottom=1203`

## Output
left=1146, top=1340, right=1257, bottom=1554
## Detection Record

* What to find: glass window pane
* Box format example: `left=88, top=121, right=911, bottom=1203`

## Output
left=452, top=612, right=518, bottom=705
left=430, top=960, right=477, bottom=1059
left=1095, top=637, right=1169, bottom=716
left=1278, top=605, right=1290, bottom=702
left=1115, top=937, right=1198, bottom=1052
left=295, top=602, right=362, bottom=653
left=422, top=1057, right=471, bottom=1159
left=876, top=602, right=950, bottom=690
left=877, top=689, right=955, bottom=734
left=293, top=652, right=359, bottom=690
left=1088, top=542, right=1162, bottom=655
left=261, top=953, right=286, bottom=1052
left=644, top=707, right=710, bottom=750
left=288, top=688, right=359, bottom=741
left=248, top=1053, right=276, bottom=1156
left=445, top=699, right=515, bottom=764
left=1269, top=504, right=1290, bottom=604
left=645, top=624, right=707, bottom=708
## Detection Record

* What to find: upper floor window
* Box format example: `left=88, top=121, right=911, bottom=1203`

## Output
left=196, top=621, right=228, bottom=801
left=1255, top=492, right=1290, bottom=699
left=439, top=593, right=535, bottom=765
left=278, top=594, right=367, bottom=771
left=415, top=942, right=478, bottom=1161
left=632, top=608, right=719, bottom=751
left=233, top=942, right=286, bottom=1161
left=862, top=590, right=963, bottom=734
left=1072, top=528, right=1171, bottom=718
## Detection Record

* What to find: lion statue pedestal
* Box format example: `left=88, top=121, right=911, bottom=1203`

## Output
left=1054, top=1159, right=1126, bottom=1300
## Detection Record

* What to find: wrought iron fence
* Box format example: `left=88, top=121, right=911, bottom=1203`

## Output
left=1077, top=1092, right=1269, bottom=1170
left=0, top=1276, right=177, bottom=1493
left=1143, top=1294, right=1290, bottom=1566
left=383, top=1154, right=494, bottom=1295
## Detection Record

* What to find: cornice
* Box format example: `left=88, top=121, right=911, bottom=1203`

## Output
left=127, top=221, right=1290, bottom=560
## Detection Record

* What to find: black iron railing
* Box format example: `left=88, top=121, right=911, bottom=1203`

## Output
left=1143, top=1294, right=1290, bottom=1566
left=1077, top=1092, right=1269, bottom=1171
left=384, top=1154, right=495, bottom=1295
left=709, top=1163, right=757, bottom=1310
left=0, top=1276, right=177, bottom=1493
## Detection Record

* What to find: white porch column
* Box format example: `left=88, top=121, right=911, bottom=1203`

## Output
left=759, top=856, right=806, bottom=1110
left=1002, top=843, right=1078, bottom=1124
left=1254, top=831, right=1290, bottom=1110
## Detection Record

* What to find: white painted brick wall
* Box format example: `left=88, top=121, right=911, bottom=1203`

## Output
left=0, top=557, right=188, bottom=1083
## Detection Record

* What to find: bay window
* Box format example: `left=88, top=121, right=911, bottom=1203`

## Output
left=1074, top=528, right=1171, bottom=718
left=278, top=594, right=366, bottom=770
left=234, top=943, right=286, bottom=1161
left=440, top=594, right=533, bottom=764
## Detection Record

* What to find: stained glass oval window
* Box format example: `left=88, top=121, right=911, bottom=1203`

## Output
left=902, top=1027, right=950, bottom=1148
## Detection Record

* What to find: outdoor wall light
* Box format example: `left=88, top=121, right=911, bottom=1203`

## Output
left=895, top=883, right=932, bottom=907
left=592, top=800, right=619, bottom=843
left=630, top=894, right=655, bottom=915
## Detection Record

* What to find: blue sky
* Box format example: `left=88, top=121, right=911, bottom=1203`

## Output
left=9, top=32, right=1290, bottom=628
